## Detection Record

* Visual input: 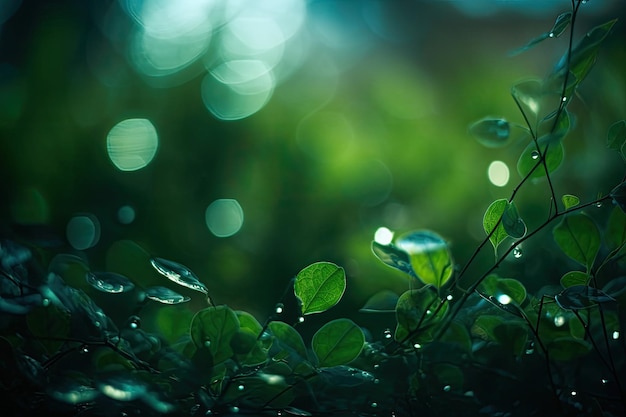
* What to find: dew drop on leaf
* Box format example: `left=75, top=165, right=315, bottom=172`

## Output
left=413, top=343, right=422, bottom=349
left=613, top=331, right=620, bottom=340
left=128, top=315, right=141, bottom=329
left=237, top=384, right=245, bottom=391
left=513, top=246, right=523, bottom=258
left=81, top=345, right=89, bottom=354
left=297, top=316, right=305, bottom=323
left=383, top=329, right=393, bottom=339
left=531, top=150, right=540, bottom=160
left=553, top=314, right=565, bottom=327
left=595, top=201, right=603, bottom=208
left=601, top=378, right=609, bottom=384
left=42, top=298, right=50, bottom=307
left=370, top=402, right=378, bottom=408
left=230, top=406, right=239, bottom=413
left=443, top=385, right=451, bottom=392
left=275, top=303, right=284, bottom=314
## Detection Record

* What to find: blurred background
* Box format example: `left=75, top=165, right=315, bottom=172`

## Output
left=1, top=0, right=625, bottom=334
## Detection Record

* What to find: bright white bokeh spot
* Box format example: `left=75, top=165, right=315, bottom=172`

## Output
left=107, top=118, right=159, bottom=171
left=374, top=227, right=393, bottom=245
left=205, top=199, right=244, bottom=237
left=117, top=205, right=136, bottom=225
left=613, top=331, right=620, bottom=340
left=488, top=160, right=510, bottom=187
left=496, top=294, right=512, bottom=305
left=553, top=314, right=566, bottom=327
left=66, top=214, right=101, bottom=250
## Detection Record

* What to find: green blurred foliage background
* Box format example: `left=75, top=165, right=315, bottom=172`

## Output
left=1, top=0, right=625, bottom=326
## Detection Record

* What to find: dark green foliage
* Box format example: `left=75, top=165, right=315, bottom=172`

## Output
left=1, top=2, right=625, bottom=417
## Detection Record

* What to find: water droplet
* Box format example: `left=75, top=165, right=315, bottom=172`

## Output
left=93, top=320, right=101, bottom=328
left=561, top=96, right=567, bottom=102
left=374, top=378, right=380, bottom=384
left=81, top=345, right=89, bottom=354
left=128, top=315, right=141, bottom=329
left=383, top=329, right=393, bottom=339
left=204, top=340, right=211, bottom=348
left=531, top=150, right=540, bottom=160
left=413, top=343, right=422, bottom=349
left=571, top=390, right=577, bottom=396
left=553, top=314, right=565, bottom=327
left=443, top=385, right=451, bottom=392
left=277, top=411, right=282, bottom=416
left=601, top=378, right=609, bottom=385
left=274, top=303, right=284, bottom=314
left=513, top=246, right=523, bottom=259
left=373, top=364, right=380, bottom=369
left=548, top=32, right=555, bottom=38
left=205, top=410, right=213, bottom=415
left=230, top=406, right=239, bottom=413
left=237, top=384, right=245, bottom=391
left=297, top=316, right=305, bottom=323
left=42, top=298, right=50, bottom=307
left=596, top=201, right=603, bottom=208
left=446, top=294, right=453, bottom=301
left=612, top=330, right=620, bottom=340
left=426, top=310, right=432, bottom=315
left=150, top=257, right=209, bottom=295
left=371, top=402, right=378, bottom=408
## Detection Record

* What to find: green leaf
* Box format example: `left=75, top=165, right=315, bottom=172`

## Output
left=311, top=318, right=365, bottom=368
left=294, top=262, right=346, bottom=315
left=517, top=136, right=564, bottom=180
left=548, top=337, right=592, bottom=361
left=560, top=271, right=589, bottom=288
left=395, top=286, right=448, bottom=344
left=471, top=315, right=506, bottom=341
left=511, top=79, right=549, bottom=126
left=483, top=199, right=509, bottom=255
left=553, top=213, right=601, bottom=269
left=478, top=274, right=527, bottom=305
left=371, top=241, right=415, bottom=278
left=395, top=231, right=453, bottom=288
left=502, top=202, right=527, bottom=239
left=236, top=311, right=263, bottom=335
left=549, top=19, right=618, bottom=99
left=268, top=321, right=308, bottom=359
left=607, top=120, right=626, bottom=159
left=561, top=194, right=580, bottom=210
left=190, top=306, right=240, bottom=364
left=610, top=182, right=626, bottom=214
left=509, top=12, right=571, bottom=56
left=468, top=117, right=510, bottom=147
left=606, top=206, right=626, bottom=252
left=440, top=320, right=472, bottom=353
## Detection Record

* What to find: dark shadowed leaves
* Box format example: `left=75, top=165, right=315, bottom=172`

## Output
left=554, top=285, right=615, bottom=310
left=144, top=286, right=190, bottom=304
left=610, top=182, right=626, bottom=214
left=607, top=120, right=626, bottom=160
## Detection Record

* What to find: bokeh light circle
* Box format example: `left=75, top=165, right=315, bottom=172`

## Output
left=205, top=199, right=244, bottom=237
left=66, top=213, right=101, bottom=250
left=488, top=160, right=510, bottom=187
left=106, top=118, right=159, bottom=171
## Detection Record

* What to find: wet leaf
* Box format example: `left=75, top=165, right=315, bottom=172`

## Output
left=483, top=199, right=509, bottom=255
left=549, top=19, right=617, bottom=99
left=190, top=306, right=239, bottom=364
left=509, top=12, right=571, bottom=56
left=150, top=257, right=209, bottom=297
left=144, top=286, right=190, bottom=304
left=371, top=241, right=415, bottom=278
left=554, top=285, right=615, bottom=310
left=85, top=271, right=135, bottom=294
left=606, top=206, right=626, bottom=252
left=312, top=318, right=364, bottom=368
left=294, top=261, right=346, bottom=315
left=561, top=194, right=580, bottom=210
left=478, top=274, right=527, bottom=305
left=468, top=117, right=510, bottom=147
left=553, top=213, right=600, bottom=269
left=517, top=136, right=564, bottom=180
left=395, top=286, right=448, bottom=343
left=395, top=230, right=453, bottom=288
left=560, top=271, right=589, bottom=288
